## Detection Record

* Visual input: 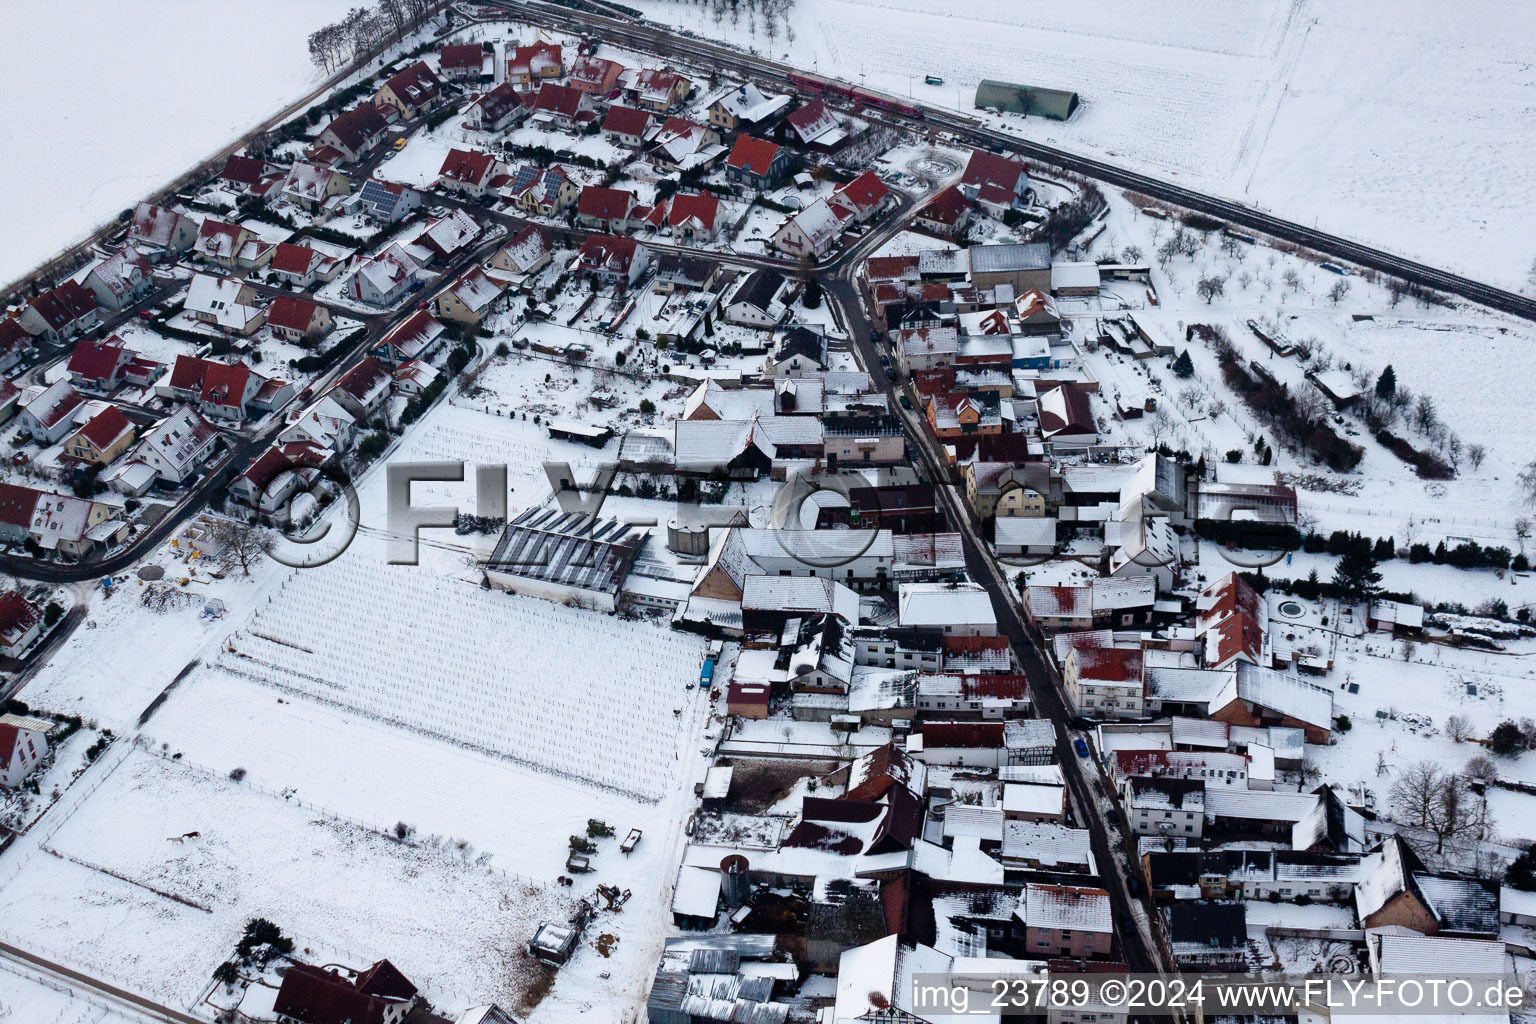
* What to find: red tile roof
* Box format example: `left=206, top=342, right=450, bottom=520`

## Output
left=923, top=722, right=1005, bottom=748
left=67, top=337, right=128, bottom=383
left=1073, top=646, right=1144, bottom=683
left=380, top=61, right=442, bottom=108
left=29, top=281, right=98, bottom=330
left=0, top=590, right=42, bottom=648
left=438, top=43, right=484, bottom=72
left=321, top=105, right=389, bottom=154
left=0, top=483, right=41, bottom=529
left=0, top=317, right=30, bottom=353
left=602, top=104, right=651, bottom=138
left=577, top=186, right=636, bottom=222
left=266, top=295, right=323, bottom=334
left=272, top=965, right=398, bottom=1024
left=962, top=148, right=1029, bottom=192
left=168, top=355, right=252, bottom=409
left=578, top=234, right=638, bottom=272
left=920, top=184, right=970, bottom=226
left=270, top=242, right=318, bottom=276
left=74, top=405, right=133, bottom=451
left=835, top=170, right=889, bottom=214
left=667, top=191, right=719, bottom=230
left=865, top=255, right=919, bottom=282
left=438, top=147, right=498, bottom=185
left=220, top=155, right=266, bottom=187
left=532, top=82, right=582, bottom=119
left=726, top=134, right=779, bottom=176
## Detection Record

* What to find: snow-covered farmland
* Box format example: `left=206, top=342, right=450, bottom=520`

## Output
left=0, top=962, right=141, bottom=1024
left=0, top=0, right=356, bottom=288
left=627, top=0, right=1536, bottom=293
left=0, top=747, right=578, bottom=1011
left=218, top=558, right=703, bottom=801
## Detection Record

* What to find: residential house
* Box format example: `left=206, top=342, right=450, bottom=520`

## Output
left=125, top=405, right=220, bottom=486
left=530, top=82, right=585, bottom=125
left=279, top=162, right=350, bottom=211
left=627, top=68, right=691, bottom=112
left=724, top=269, right=786, bottom=327
left=0, top=596, right=45, bottom=655
left=489, top=225, right=553, bottom=279
left=342, top=245, right=421, bottom=307
left=662, top=191, right=720, bottom=241
left=330, top=356, right=393, bottom=423
left=184, top=274, right=266, bottom=335
left=159, top=355, right=277, bottom=422
left=898, top=581, right=997, bottom=637
left=896, top=326, right=959, bottom=373
left=463, top=82, right=528, bottom=132
left=82, top=248, right=153, bottom=310
left=653, top=255, right=718, bottom=293
left=266, top=296, right=333, bottom=342
left=576, top=186, right=637, bottom=232
left=926, top=391, right=1002, bottom=440
left=501, top=164, right=579, bottom=215
left=373, top=309, right=445, bottom=367
left=648, top=117, right=724, bottom=172
left=272, top=959, right=419, bottom=1024
left=374, top=61, right=442, bottom=118
left=229, top=440, right=331, bottom=516
left=17, top=380, right=86, bottom=443
left=764, top=325, right=827, bottom=376
left=1064, top=646, right=1144, bottom=718
left=725, top=135, right=792, bottom=190
left=1020, top=884, right=1114, bottom=959
left=602, top=105, right=651, bottom=148
left=279, top=394, right=358, bottom=451
left=436, top=147, right=501, bottom=198
left=268, top=243, right=327, bottom=289
left=960, top=149, right=1033, bottom=217
left=828, top=170, right=890, bottom=225
left=575, top=235, right=648, bottom=287
left=0, top=710, right=50, bottom=786
left=64, top=406, right=136, bottom=465
left=963, top=460, right=1050, bottom=519
left=392, top=359, right=439, bottom=397
left=219, top=154, right=272, bottom=192
left=1165, top=903, right=1247, bottom=970
left=1208, top=664, right=1333, bottom=744
left=67, top=337, right=134, bottom=393
left=192, top=219, right=269, bottom=272
left=128, top=202, right=198, bottom=256
left=772, top=198, right=845, bottom=260
left=20, top=487, right=126, bottom=558
left=434, top=268, right=505, bottom=326
left=356, top=178, right=422, bottom=224
left=706, top=82, right=790, bottom=133
left=413, top=209, right=482, bottom=262
left=914, top=185, right=970, bottom=239
left=1126, top=777, right=1205, bottom=837
left=437, top=43, right=487, bottom=83
left=18, top=281, right=99, bottom=342
left=0, top=375, right=22, bottom=422
left=507, top=41, right=563, bottom=88
left=1196, top=572, right=1265, bottom=670
left=568, top=55, right=625, bottom=95
left=317, top=104, right=391, bottom=163
left=781, top=98, right=845, bottom=150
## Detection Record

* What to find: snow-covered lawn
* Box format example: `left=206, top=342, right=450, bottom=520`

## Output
left=0, top=0, right=357, bottom=288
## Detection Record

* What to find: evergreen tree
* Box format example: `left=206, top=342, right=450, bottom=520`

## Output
left=1376, top=365, right=1397, bottom=400
left=1373, top=536, right=1395, bottom=561
left=1506, top=846, right=1536, bottom=891
left=1332, top=549, right=1383, bottom=604
left=1171, top=350, right=1195, bottom=378
left=803, top=275, right=823, bottom=309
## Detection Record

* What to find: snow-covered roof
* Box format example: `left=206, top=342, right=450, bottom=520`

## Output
left=1002, top=782, right=1063, bottom=816
left=897, top=582, right=995, bottom=629
left=185, top=273, right=261, bottom=331
left=941, top=805, right=1003, bottom=843
left=1020, top=883, right=1112, bottom=932
left=1371, top=932, right=1509, bottom=975
left=1001, top=821, right=1093, bottom=869
left=672, top=865, right=723, bottom=919
left=832, top=936, right=950, bottom=1024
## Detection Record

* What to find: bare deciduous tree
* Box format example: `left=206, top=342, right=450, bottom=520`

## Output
left=1390, top=760, right=1487, bottom=853
left=1196, top=276, right=1226, bottom=304
left=1465, top=755, right=1499, bottom=787
left=1446, top=714, right=1473, bottom=742
left=1327, top=279, right=1351, bottom=305
left=217, top=521, right=275, bottom=577
left=1467, top=443, right=1487, bottom=471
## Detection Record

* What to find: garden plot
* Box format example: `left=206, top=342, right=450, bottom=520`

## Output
left=0, top=747, right=577, bottom=1010
left=217, top=557, right=704, bottom=801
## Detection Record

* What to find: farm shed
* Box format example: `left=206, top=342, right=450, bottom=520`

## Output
left=975, top=80, right=1081, bottom=121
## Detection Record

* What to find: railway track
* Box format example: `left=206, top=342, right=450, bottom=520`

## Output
left=499, top=0, right=1536, bottom=323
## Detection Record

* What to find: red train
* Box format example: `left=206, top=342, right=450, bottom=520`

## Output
left=786, top=70, right=924, bottom=119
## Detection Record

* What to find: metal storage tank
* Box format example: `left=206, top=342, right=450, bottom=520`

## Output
left=668, top=518, right=711, bottom=556
left=720, top=854, right=750, bottom=908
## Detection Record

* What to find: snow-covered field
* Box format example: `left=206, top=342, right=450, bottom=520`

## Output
left=0, top=746, right=577, bottom=1011
left=0, top=962, right=141, bottom=1024
left=626, top=0, right=1536, bottom=293
left=0, top=0, right=356, bottom=288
